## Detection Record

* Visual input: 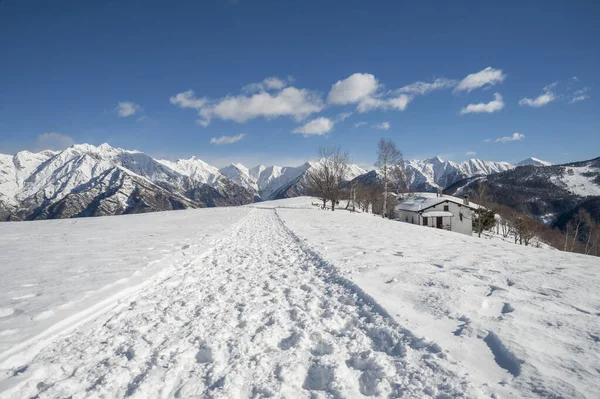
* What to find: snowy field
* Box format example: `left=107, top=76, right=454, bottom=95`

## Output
left=0, top=197, right=599, bottom=398
left=0, top=208, right=249, bottom=359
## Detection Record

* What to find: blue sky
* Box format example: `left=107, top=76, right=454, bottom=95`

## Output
left=0, top=0, right=598, bottom=168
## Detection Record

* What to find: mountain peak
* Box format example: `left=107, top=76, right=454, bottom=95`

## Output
left=516, top=157, right=552, bottom=167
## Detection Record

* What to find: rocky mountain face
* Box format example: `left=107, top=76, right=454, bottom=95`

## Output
left=444, top=157, right=600, bottom=227
left=0, top=143, right=562, bottom=222
left=404, top=157, right=514, bottom=192
left=0, top=144, right=258, bottom=221
left=0, top=144, right=367, bottom=221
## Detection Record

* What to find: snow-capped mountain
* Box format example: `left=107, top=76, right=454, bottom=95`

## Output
left=0, top=144, right=259, bottom=221
left=404, top=157, right=514, bottom=192
left=0, top=144, right=367, bottom=221
left=444, top=156, right=600, bottom=226
left=516, top=157, right=553, bottom=167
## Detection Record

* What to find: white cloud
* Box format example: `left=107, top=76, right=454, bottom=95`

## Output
left=466, top=151, right=477, bottom=156
left=484, top=139, right=492, bottom=143
left=374, top=121, right=391, bottom=130
left=35, top=132, right=75, bottom=151
left=171, top=85, right=324, bottom=126
left=519, top=92, right=555, bottom=107
left=210, top=133, right=246, bottom=145
left=354, top=121, right=367, bottom=128
left=570, top=95, right=590, bottom=103
left=116, top=101, right=141, bottom=117
left=396, top=78, right=458, bottom=95
left=460, top=93, right=504, bottom=115
left=336, top=112, right=352, bottom=122
left=292, top=117, right=334, bottom=136
left=242, top=76, right=293, bottom=93
left=495, top=132, right=525, bottom=143
left=357, top=94, right=412, bottom=113
left=519, top=83, right=557, bottom=108
left=169, top=90, right=207, bottom=109
left=327, top=73, right=380, bottom=105
left=570, top=87, right=591, bottom=103
left=454, top=67, right=506, bottom=93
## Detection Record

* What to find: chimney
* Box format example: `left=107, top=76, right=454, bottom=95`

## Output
left=463, top=195, right=469, bottom=206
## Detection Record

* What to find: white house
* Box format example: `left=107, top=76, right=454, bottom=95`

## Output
left=395, top=192, right=480, bottom=236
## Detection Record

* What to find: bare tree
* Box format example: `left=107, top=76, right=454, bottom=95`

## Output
left=306, top=147, right=349, bottom=211
left=375, top=139, right=404, bottom=219
left=568, top=211, right=585, bottom=252
left=473, top=183, right=495, bottom=238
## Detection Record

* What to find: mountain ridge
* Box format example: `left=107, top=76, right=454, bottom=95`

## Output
left=0, top=143, right=558, bottom=221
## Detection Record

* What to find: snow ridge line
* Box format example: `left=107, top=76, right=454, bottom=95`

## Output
left=274, top=208, right=425, bottom=347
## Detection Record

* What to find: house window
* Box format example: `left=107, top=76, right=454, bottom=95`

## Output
left=444, top=205, right=449, bottom=211
left=422, top=216, right=428, bottom=226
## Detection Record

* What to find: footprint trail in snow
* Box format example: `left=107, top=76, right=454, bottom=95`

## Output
left=2, top=209, right=477, bottom=398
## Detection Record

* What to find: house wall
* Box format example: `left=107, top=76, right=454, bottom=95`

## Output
left=397, top=200, right=475, bottom=236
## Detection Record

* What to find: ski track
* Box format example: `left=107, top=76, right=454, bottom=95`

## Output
left=2, top=209, right=476, bottom=398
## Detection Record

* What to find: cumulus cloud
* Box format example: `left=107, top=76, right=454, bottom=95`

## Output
left=169, top=90, right=207, bottom=109
left=35, top=132, right=75, bottom=151
left=327, top=73, right=380, bottom=105
left=210, top=133, right=246, bottom=145
left=171, top=84, right=324, bottom=126
left=116, top=101, right=141, bottom=117
left=495, top=132, right=525, bottom=143
left=454, top=67, right=506, bottom=93
left=460, top=93, right=505, bottom=115
left=396, top=78, right=458, bottom=95
left=292, top=117, right=334, bottom=136
left=466, top=151, right=477, bottom=156
left=519, top=84, right=556, bottom=108
left=242, top=76, right=293, bottom=93
left=374, top=121, right=391, bottom=130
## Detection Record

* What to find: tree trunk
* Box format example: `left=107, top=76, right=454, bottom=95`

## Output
left=382, top=167, right=388, bottom=219
left=331, top=200, right=335, bottom=212
left=570, top=220, right=581, bottom=252
left=322, top=198, right=326, bottom=209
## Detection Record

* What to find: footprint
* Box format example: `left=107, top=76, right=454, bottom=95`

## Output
left=501, top=303, right=515, bottom=314
left=195, top=345, right=213, bottom=364
left=302, top=363, right=334, bottom=391
left=279, top=330, right=302, bottom=350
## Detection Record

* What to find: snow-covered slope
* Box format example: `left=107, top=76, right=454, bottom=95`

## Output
left=516, top=157, right=553, bottom=167
left=404, top=156, right=513, bottom=192
left=158, top=157, right=222, bottom=187
left=249, top=163, right=312, bottom=199
left=1, top=199, right=598, bottom=398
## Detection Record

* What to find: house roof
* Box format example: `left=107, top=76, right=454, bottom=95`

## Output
left=395, top=192, right=480, bottom=212
left=421, top=211, right=454, bottom=217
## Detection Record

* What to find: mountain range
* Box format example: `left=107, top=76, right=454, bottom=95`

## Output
left=0, top=143, right=554, bottom=221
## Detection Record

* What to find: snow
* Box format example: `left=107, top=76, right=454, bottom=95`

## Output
left=277, top=202, right=600, bottom=398
left=0, top=207, right=249, bottom=362
left=516, top=157, right=553, bottom=167
left=1, top=197, right=599, bottom=398
left=552, top=166, right=600, bottom=197
left=404, top=157, right=513, bottom=191
left=158, top=156, right=222, bottom=187
left=397, top=192, right=480, bottom=212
